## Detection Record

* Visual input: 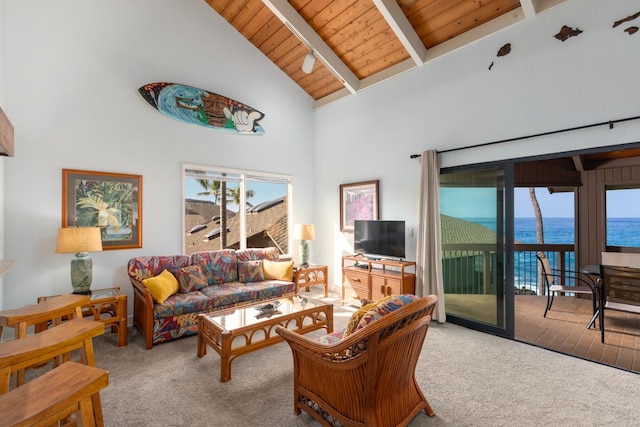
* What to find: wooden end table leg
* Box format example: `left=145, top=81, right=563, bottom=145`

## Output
left=197, top=317, right=206, bottom=358
left=118, top=298, right=128, bottom=347
left=219, top=331, right=233, bottom=382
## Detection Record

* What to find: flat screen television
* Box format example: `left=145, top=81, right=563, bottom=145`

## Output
left=354, top=220, right=406, bottom=260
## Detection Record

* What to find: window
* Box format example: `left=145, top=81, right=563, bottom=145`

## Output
left=606, top=187, right=640, bottom=248
left=183, top=165, right=292, bottom=256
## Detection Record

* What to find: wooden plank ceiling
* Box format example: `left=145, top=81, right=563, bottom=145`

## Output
left=204, top=0, right=570, bottom=108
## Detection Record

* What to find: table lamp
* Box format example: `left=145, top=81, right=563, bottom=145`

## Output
left=293, top=224, right=315, bottom=267
left=55, top=227, right=103, bottom=294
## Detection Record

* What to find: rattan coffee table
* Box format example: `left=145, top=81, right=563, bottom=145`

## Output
left=197, top=295, right=333, bottom=382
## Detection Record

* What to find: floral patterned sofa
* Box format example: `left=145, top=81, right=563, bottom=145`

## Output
left=127, top=248, right=295, bottom=349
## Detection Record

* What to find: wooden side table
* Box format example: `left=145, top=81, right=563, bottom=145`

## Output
left=37, top=287, right=128, bottom=347
left=293, top=265, right=329, bottom=297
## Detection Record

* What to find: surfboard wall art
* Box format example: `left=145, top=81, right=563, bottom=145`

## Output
left=138, top=82, right=265, bottom=135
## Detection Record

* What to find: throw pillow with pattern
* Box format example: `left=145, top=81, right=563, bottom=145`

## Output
left=174, top=265, right=208, bottom=293
left=238, top=260, right=265, bottom=283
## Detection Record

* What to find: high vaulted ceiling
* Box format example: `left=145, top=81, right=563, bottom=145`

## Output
left=205, top=0, right=570, bottom=109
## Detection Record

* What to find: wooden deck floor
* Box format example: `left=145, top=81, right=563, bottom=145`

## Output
left=516, top=295, right=640, bottom=373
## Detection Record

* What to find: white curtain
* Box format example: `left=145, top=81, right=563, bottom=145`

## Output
left=416, top=150, right=446, bottom=322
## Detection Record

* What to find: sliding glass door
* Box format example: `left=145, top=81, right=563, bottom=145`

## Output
left=439, top=165, right=514, bottom=337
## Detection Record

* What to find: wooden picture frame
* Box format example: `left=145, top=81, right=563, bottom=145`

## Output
left=340, top=180, right=379, bottom=232
left=62, top=169, right=142, bottom=250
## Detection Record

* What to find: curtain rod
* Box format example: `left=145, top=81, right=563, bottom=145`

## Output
left=409, top=113, right=640, bottom=159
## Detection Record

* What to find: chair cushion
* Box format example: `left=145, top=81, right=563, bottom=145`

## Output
left=142, top=269, right=179, bottom=303
left=343, top=295, right=395, bottom=338
left=173, top=265, right=208, bottom=293
left=355, top=294, right=421, bottom=333
left=238, top=260, right=265, bottom=283
left=315, top=328, right=346, bottom=345
left=263, top=260, right=294, bottom=281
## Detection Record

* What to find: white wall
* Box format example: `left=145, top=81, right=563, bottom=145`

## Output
left=1, top=0, right=315, bottom=313
left=314, top=0, right=640, bottom=285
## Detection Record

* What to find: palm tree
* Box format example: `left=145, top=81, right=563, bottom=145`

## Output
left=529, top=187, right=545, bottom=294
left=227, top=188, right=255, bottom=209
left=197, top=178, right=228, bottom=249
left=220, top=178, right=227, bottom=248
left=196, top=179, right=221, bottom=203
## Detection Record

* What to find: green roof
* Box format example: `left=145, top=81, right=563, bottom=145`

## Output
left=440, top=214, right=497, bottom=244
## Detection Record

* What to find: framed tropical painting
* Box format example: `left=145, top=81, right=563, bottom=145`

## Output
left=62, top=169, right=142, bottom=249
left=340, top=180, right=379, bottom=232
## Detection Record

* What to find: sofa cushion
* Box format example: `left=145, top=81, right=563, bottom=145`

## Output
left=238, top=260, right=265, bottom=283
left=153, top=291, right=213, bottom=318
left=198, top=281, right=296, bottom=308
left=142, top=269, right=179, bottom=304
left=263, top=259, right=294, bottom=281
left=191, top=250, right=238, bottom=284
left=173, top=265, right=208, bottom=293
left=355, top=294, right=420, bottom=332
left=235, top=247, right=280, bottom=262
left=128, top=255, right=191, bottom=282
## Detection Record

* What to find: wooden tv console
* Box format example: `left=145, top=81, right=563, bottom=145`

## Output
left=341, top=255, right=416, bottom=306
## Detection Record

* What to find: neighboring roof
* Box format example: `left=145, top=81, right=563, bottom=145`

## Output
left=440, top=214, right=497, bottom=246
left=184, top=196, right=288, bottom=254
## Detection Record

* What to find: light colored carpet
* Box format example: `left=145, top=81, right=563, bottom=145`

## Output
left=88, top=291, right=640, bottom=426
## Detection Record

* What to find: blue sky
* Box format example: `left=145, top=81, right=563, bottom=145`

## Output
left=185, top=178, right=286, bottom=211
left=440, top=187, right=640, bottom=218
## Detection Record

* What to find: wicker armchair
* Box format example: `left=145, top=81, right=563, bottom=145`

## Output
left=276, top=295, right=438, bottom=427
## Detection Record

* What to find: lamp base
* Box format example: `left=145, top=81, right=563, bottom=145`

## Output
left=70, top=252, right=93, bottom=294
left=300, top=240, right=310, bottom=268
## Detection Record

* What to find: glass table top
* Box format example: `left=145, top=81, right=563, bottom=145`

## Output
left=204, top=295, right=327, bottom=331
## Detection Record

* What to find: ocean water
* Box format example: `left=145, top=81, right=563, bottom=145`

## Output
left=462, top=217, right=640, bottom=290
left=464, top=217, right=640, bottom=246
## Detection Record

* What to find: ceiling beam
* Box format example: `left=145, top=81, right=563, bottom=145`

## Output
left=372, top=0, right=427, bottom=65
left=314, top=8, right=526, bottom=110
left=261, top=0, right=360, bottom=94
left=519, top=0, right=537, bottom=19
left=572, top=155, right=585, bottom=172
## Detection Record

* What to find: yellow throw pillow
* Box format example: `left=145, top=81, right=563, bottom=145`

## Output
left=141, top=269, right=179, bottom=303
left=263, top=259, right=294, bottom=281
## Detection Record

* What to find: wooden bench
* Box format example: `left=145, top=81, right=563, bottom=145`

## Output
left=0, top=294, right=91, bottom=386
left=0, top=361, right=108, bottom=427
left=0, top=294, right=89, bottom=340
left=0, top=317, right=106, bottom=425
left=0, top=317, right=105, bottom=393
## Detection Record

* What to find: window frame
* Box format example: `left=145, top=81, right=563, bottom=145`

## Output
left=182, top=163, right=293, bottom=256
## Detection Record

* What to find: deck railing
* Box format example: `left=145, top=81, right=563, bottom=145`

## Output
left=442, top=243, right=576, bottom=295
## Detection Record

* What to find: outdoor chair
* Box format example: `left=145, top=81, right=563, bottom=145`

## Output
left=276, top=294, right=438, bottom=427
left=597, top=252, right=640, bottom=343
left=536, top=252, right=597, bottom=319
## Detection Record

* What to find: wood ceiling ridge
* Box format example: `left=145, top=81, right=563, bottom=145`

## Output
left=257, top=23, right=292, bottom=54
left=217, top=0, right=250, bottom=21
left=314, top=3, right=374, bottom=45
left=414, top=0, right=497, bottom=39
left=241, top=5, right=274, bottom=38
left=302, top=0, right=359, bottom=31
left=227, top=1, right=263, bottom=30
left=320, top=7, right=388, bottom=50
left=423, top=1, right=520, bottom=46
left=338, top=19, right=403, bottom=61
left=250, top=15, right=284, bottom=46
